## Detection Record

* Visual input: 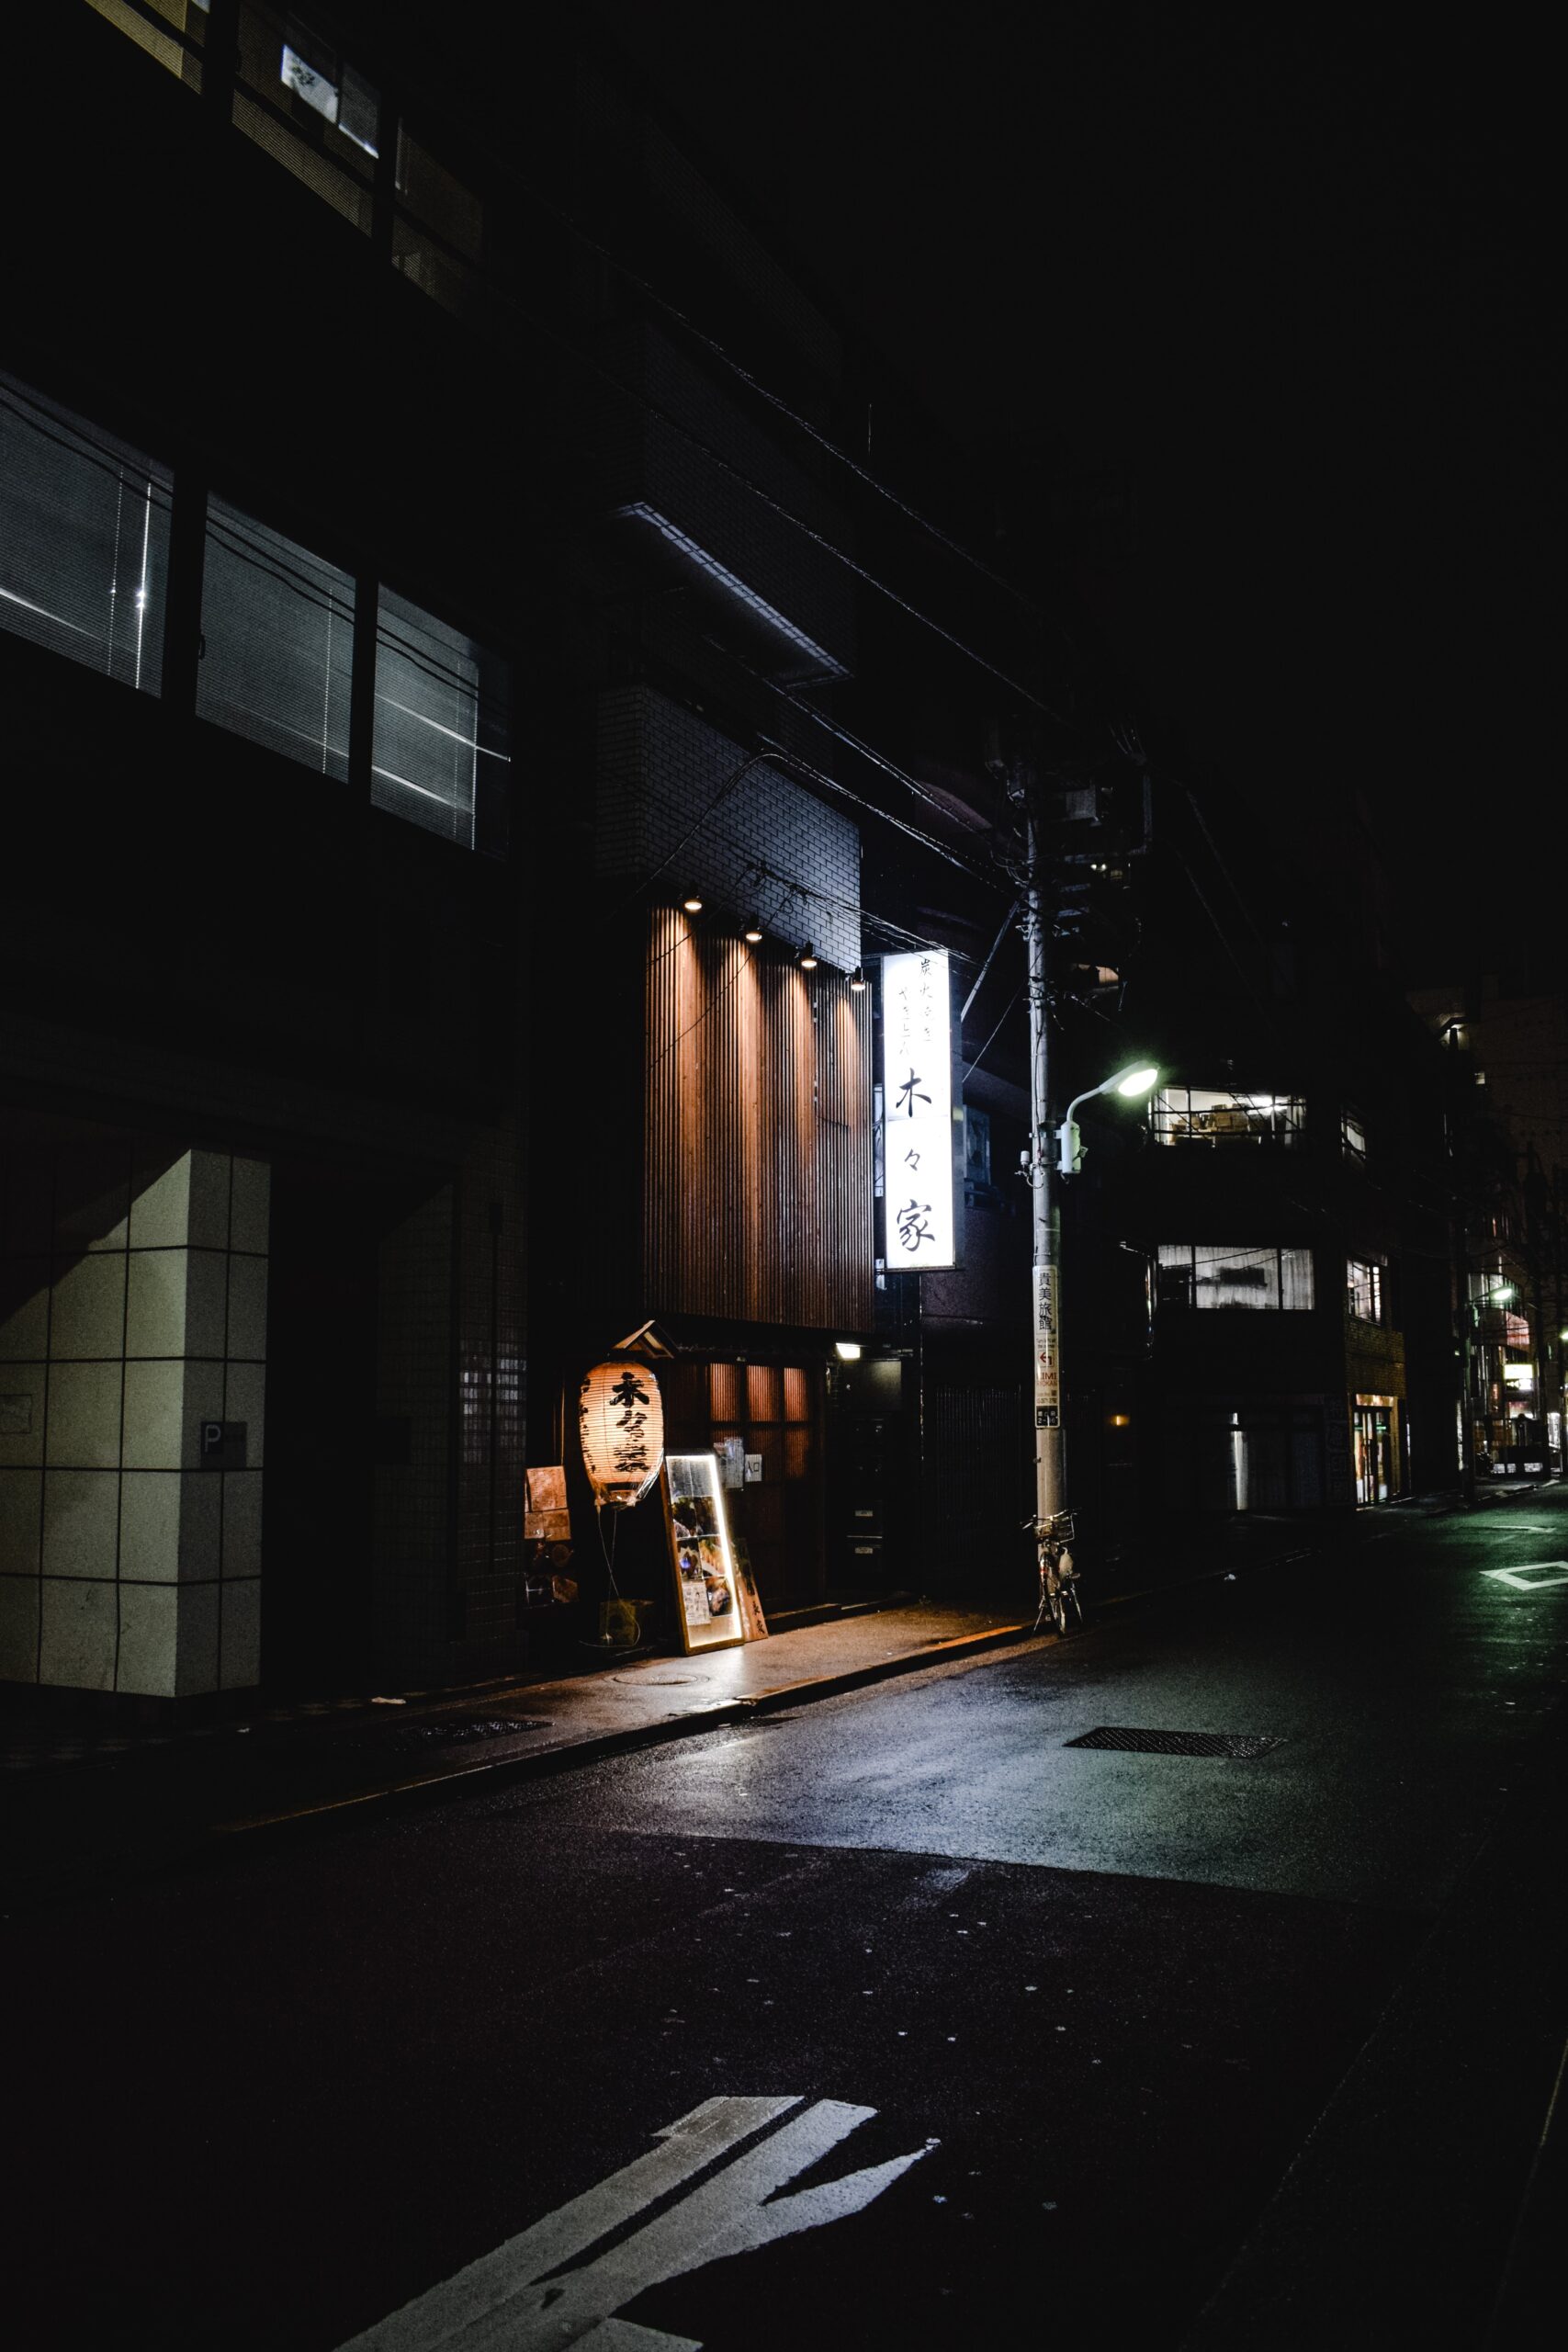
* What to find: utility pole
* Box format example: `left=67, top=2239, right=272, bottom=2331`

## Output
left=1445, top=1018, right=1477, bottom=1505
left=1023, top=803, right=1065, bottom=1529
left=1554, top=1169, right=1566, bottom=1470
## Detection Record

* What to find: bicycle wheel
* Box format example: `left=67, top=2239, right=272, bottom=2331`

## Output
left=1048, top=1586, right=1069, bottom=1635
left=1065, top=1580, right=1084, bottom=1626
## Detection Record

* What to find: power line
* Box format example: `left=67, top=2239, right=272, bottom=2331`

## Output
left=502, top=288, right=1077, bottom=726
left=709, top=639, right=1006, bottom=886
left=519, top=181, right=1058, bottom=630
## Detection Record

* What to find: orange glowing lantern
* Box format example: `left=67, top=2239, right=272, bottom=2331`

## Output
left=578, top=1359, right=664, bottom=1510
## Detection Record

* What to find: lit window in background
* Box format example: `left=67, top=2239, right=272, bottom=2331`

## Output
left=232, top=3, right=378, bottom=233
left=1152, top=1088, right=1304, bottom=1147
left=279, top=40, right=379, bottom=154
left=1347, top=1258, right=1385, bottom=1324
left=1156, top=1244, right=1316, bottom=1311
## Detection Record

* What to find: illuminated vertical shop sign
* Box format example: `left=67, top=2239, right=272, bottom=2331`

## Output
left=880, top=950, right=955, bottom=1267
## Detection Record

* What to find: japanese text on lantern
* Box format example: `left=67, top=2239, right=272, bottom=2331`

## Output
left=609, top=1368, right=653, bottom=1474
left=879, top=949, right=954, bottom=1267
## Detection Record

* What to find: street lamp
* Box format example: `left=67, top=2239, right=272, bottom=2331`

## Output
left=1057, top=1062, right=1161, bottom=1179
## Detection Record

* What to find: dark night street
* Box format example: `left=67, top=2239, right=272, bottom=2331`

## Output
left=5, top=15, right=1563, bottom=2350
left=5, top=1488, right=1564, bottom=2351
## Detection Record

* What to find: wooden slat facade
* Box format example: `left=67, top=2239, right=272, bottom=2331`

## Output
left=643, top=908, right=874, bottom=1330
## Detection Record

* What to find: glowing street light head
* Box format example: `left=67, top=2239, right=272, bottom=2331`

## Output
left=1113, top=1063, right=1160, bottom=1098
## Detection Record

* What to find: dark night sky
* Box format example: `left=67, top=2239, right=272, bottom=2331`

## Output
left=586, top=4, right=1560, bottom=978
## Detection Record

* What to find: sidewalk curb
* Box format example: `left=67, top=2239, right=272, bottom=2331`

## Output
left=215, top=1537, right=1324, bottom=1853
left=210, top=1619, right=1051, bottom=1849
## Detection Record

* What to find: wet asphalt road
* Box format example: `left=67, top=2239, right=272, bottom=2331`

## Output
left=5, top=1494, right=1566, bottom=2350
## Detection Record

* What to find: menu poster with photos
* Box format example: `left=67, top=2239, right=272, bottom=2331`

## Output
left=524, top=1464, right=570, bottom=1543
left=663, top=1453, right=745, bottom=1653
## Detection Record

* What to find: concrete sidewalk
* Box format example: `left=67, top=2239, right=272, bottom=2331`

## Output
left=0, top=1599, right=1051, bottom=1914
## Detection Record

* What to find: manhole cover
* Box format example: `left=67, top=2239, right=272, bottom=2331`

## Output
left=1066, top=1725, right=1283, bottom=1760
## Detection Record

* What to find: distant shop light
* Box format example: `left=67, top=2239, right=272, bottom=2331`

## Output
left=849, top=967, right=867, bottom=992
left=797, top=944, right=818, bottom=970
left=744, top=918, right=765, bottom=944
left=834, top=1340, right=863, bottom=1361
left=682, top=895, right=704, bottom=913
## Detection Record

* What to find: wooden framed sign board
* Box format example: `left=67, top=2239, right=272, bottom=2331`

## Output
left=663, top=1453, right=745, bottom=1653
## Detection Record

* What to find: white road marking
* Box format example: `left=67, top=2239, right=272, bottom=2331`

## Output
left=574, top=2324, right=700, bottom=2351
left=338, top=2098, right=795, bottom=2351
left=1482, top=1562, right=1568, bottom=1589
left=338, top=2097, right=931, bottom=2352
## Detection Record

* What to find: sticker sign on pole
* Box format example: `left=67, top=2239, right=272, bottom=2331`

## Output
left=1033, top=1262, right=1059, bottom=1421
left=880, top=950, right=955, bottom=1268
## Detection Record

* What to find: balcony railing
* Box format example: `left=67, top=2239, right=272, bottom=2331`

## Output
left=1151, top=1089, right=1303, bottom=1148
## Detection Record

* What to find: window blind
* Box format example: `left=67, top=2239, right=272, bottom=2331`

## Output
left=197, top=498, right=354, bottom=777
left=0, top=371, right=171, bottom=692
left=372, top=587, right=510, bottom=852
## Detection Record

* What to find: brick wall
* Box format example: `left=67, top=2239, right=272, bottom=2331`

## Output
left=593, top=684, right=861, bottom=972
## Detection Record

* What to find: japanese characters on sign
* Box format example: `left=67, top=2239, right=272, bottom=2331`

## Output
left=579, top=1360, right=665, bottom=1510
left=1033, top=1262, right=1060, bottom=1422
left=880, top=950, right=955, bottom=1268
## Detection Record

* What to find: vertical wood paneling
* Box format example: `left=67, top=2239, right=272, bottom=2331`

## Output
left=643, top=910, right=874, bottom=1329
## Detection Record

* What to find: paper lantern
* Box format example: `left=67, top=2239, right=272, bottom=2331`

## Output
left=579, top=1359, right=664, bottom=1510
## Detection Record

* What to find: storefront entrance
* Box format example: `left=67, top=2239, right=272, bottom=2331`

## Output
left=1353, top=1396, right=1397, bottom=1506
left=659, top=1360, right=826, bottom=1614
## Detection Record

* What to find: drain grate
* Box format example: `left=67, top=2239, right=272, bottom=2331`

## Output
left=1066, top=1725, right=1283, bottom=1760
left=379, top=1717, right=548, bottom=1748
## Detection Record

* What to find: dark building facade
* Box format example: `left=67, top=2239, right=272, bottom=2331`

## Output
left=4, top=2, right=528, bottom=1701
left=5, top=6, right=1482, bottom=1715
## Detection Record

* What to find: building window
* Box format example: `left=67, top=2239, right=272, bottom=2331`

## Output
left=1342, top=1108, right=1367, bottom=1163
left=1347, top=1258, right=1386, bottom=1324
left=84, top=0, right=207, bottom=93
left=1152, top=1089, right=1303, bottom=1147
left=1157, top=1244, right=1316, bottom=1311
left=197, top=499, right=355, bottom=777
left=232, top=4, right=378, bottom=233
left=372, top=587, right=510, bottom=852
left=392, top=126, right=495, bottom=329
left=0, top=369, right=171, bottom=694
left=964, top=1105, right=992, bottom=1188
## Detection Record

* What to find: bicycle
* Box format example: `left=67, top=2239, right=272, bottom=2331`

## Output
left=1028, top=1510, right=1083, bottom=1635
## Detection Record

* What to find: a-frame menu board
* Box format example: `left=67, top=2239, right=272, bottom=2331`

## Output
left=663, top=1453, right=745, bottom=1653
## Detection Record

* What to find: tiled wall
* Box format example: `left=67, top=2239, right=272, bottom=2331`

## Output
left=0, top=1143, right=268, bottom=1698
left=593, top=684, right=861, bottom=972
